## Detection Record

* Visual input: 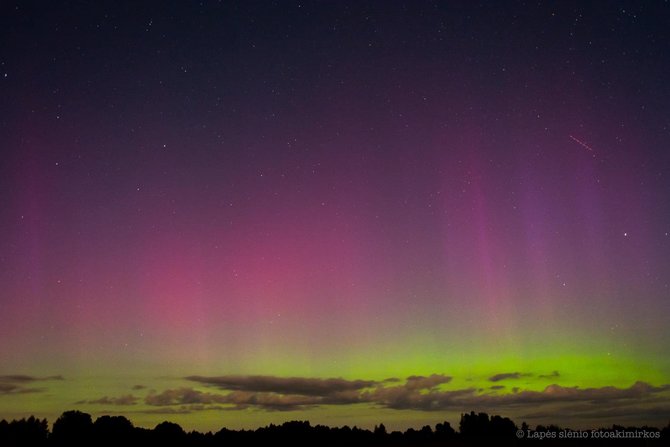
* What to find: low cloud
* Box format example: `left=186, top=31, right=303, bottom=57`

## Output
left=185, top=375, right=377, bottom=396
left=489, top=372, right=525, bottom=382
left=492, top=381, right=670, bottom=405
left=147, top=374, right=452, bottom=412
left=76, top=395, right=139, bottom=405
left=538, top=371, right=561, bottom=379
left=367, top=382, right=474, bottom=411
left=0, top=375, right=63, bottom=382
left=488, top=371, right=559, bottom=383
left=0, top=374, right=63, bottom=395
left=224, top=391, right=322, bottom=411
left=522, top=402, right=670, bottom=420
left=363, top=380, right=670, bottom=413
left=145, top=388, right=230, bottom=406
left=141, top=407, right=194, bottom=415
left=0, top=383, right=42, bottom=394
left=404, top=374, right=452, bottom=390
left=144, top=387, right=349, bottom=411
left=139, top=374, right=670, bottom=424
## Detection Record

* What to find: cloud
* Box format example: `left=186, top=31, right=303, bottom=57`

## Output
left=144, top=386, right=358, bottom=411
left=368, top=383, right=476, bottom=411
left=141, top=373, right=670, bottom=422
left=538, top=371, right=561, bottom=379
left=522, top=402, right=670, bottom=421
left=224, top=391, right=322, bottom=411
left=0, top=375, right=64, bottom=383
left=143, top=375, right=433, bottom=411
left=185, top=375, right=377, bottom=396
left=0, top=383, right=42, bottom=394
left=76, top=395, right=139, bottom=405
left=488, top=371, right=559, bottom=383
left=489, top=372, right=525, bottom=382
left=0, top=374, right=63, bottom=395
left=169, top=374, right=450, bottom=411
left=141, top=407, right=194, bottom=415
left=361, top=380, right=670, bottom=413
left=493, top=381, right=670, bottom=405
left=404, top=374, right=452, bottom=390
left=145, top=388, right=230, bottom=406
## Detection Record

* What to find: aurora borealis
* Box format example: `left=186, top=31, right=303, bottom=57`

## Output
left=1, top=0, right=670, bottom=432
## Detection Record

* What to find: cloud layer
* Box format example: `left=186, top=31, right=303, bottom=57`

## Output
left=0, top=375, right=64, bottom=395
left=75, top=395, right=139, bottom=406
left=133, top=374, right=670, bottom=423
left=186, top=375, right=377, bottom=396
left=489, top=372, right=525, bottom=382
left=30, top=372, right=668, bottom=424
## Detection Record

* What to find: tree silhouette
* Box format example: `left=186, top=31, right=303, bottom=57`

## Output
left=92, top=415, right=135, bottom=445
left=1, top=409, right=668, bottom=446
left=459, top=411, right=517, bottom=440
left=373, top=422, right=387, bottom=436
left=153, top=420, right=187, bottom=446
left=489, top=414, right=516, bottom=437
left=459, top=411, right=490, bottom=436
left=0, top=415, right=48, bottom=446
left=51, top=410, right=93, bottom=446
left=435, top=420, right=456, bottom=438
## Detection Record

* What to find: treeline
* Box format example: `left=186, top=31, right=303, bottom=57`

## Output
left=0, top=410, right=668, bottom=446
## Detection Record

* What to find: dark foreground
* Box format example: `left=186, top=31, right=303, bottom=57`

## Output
left=1, top=410, right=668, bottom=446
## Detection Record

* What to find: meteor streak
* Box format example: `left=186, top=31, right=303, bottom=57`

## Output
left=569, top=135, right=595, bottom=152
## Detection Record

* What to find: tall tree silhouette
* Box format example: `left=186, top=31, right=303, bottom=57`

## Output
left=435, top=420, right=456, bottom=439
left=373, top=422, right=387, bottom=436
left=92, top=415, right=135, bottom=446
left=460, top=411, right=490, bottom=437
left=2, top=409, right=668, bottom=446
left=0, top=415, right=48, bottom=446
left=153, top=421, right=187, bottom=446
left=51, top=410, right=93, bottom=447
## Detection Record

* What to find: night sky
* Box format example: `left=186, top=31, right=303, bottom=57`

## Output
left=1, top=1, right=670, bottom=432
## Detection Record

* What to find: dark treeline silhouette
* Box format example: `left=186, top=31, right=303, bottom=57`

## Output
left=0, top=410, right=668, bottom=446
